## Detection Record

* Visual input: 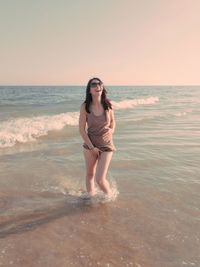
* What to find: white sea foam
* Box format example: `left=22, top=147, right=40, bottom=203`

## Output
left=0, top=112, right=79, bottom=148
left=59, top=176, right=119, bottom=204
left=0, top=97, right=159, bottom=148
left=112, top=96, right=159, bottom=109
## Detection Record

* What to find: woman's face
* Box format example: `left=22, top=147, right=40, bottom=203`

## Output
left=89, top=79, right=103, bottom=96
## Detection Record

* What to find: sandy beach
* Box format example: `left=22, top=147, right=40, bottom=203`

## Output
left=0, top=177, right=199, bottom=267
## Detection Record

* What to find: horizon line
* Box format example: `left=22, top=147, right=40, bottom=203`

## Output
left=0, top=84, right=200, bottom=87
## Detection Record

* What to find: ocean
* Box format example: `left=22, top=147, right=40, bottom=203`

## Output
left=0, top=85, right=199, bottom=267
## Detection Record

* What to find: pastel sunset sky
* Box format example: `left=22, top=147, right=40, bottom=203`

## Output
left=0, top=0, right=200, bottom=85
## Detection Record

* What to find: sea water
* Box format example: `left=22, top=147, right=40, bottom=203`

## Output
left=0, top=86, right=199, bottom=266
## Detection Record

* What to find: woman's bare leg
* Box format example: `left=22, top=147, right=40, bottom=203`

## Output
left=95, top=152, right=113, bottom=196
left=83, top=148, right=98, bottom=196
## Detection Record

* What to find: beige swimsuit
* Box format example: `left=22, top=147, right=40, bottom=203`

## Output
left=83, top=109, right=116, bottom=152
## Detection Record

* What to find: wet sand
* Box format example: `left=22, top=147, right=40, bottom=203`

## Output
left=0, top=180, right=199, bottom=267
left=0, top=190, right=144, bottom=267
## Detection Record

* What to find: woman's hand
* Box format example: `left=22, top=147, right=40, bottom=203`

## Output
left=90, top=147, right=102, bottom=157
left=109, top=127, right=114, bottom=134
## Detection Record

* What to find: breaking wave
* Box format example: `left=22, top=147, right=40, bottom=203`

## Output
left=0, top=97, right=159, bottom=148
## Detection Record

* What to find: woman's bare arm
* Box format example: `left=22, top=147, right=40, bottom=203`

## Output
left=109, top=108, right=116, bottom=133
left=79, top=103, right=95, bottom=149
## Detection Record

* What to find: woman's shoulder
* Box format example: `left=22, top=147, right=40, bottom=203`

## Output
left=80, top=102, right=89, bottom=115
left=80, top=102, right=87, bottom=110
left=107, top=107, right=115, bottom=121
left=80, top=102, right=85, bottom=108
left=107, top=106, right=114, bottom=114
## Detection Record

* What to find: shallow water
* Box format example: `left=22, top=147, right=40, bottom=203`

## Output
left=0, top=86, right=200, bottom=266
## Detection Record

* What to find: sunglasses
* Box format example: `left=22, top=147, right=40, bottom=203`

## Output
left=90, top=81, right=103, bottom=88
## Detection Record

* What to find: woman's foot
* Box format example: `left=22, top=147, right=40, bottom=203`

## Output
left=80, top=190, right=96, bottom=200
left=80, top=192, right=91, bottom=200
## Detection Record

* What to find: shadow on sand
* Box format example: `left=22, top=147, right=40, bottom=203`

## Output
left=0, top=190, right=100, bottom=239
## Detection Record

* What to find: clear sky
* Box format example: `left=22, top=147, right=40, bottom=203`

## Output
left=0, top=0, right=200, bottom=85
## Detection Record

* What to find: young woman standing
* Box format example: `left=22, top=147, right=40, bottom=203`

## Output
left=79, top=77, right=116, bottom=198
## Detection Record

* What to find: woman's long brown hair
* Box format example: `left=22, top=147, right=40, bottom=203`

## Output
left=84, top=77, right=112, bottom=113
